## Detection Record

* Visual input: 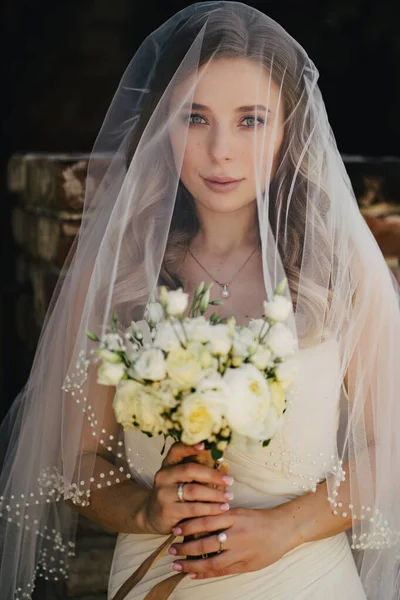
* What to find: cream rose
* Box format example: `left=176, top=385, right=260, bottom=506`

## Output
left=177, top=392, right=223, bottom=445
left=184, top=316, right=211, bottom=343
left=133, top=348, right=166, bottom=381
left=166, top=347, right=202, bottom=390
left=113, top=380, right=143, bottom=429
left=113, top=380, right=165, bottom=435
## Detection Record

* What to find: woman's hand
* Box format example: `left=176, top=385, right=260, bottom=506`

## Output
left=167, top=506, right=297, bottom=579
left=138, top=443, right=234, bottom=536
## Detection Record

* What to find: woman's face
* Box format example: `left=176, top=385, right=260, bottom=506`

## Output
left=168, top=57, right=285, bottom=215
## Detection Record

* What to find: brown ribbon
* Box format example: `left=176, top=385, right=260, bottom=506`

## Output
left=111, top=533, right=186, bottom=600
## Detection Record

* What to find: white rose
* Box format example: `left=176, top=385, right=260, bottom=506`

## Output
left=166, top=347, right=202, bottom=390
left=263, top=295, right=292, bottom=322
left=158, top=379, right=179, bottom=409
left=145, top=301, right=164, bottom=326
left=177, top=392, right=223, bottom=445
left=133, top=348, right=166, bottom=381
left=223, top=364, right=271, bottom=439
left=248, top=318, right=269, bottom=339
left=164, top=288, right=189, bottom=317
left=250, top=346, right=272, bottom=370
left=275, top=360, right=298, bottom=390
left=97, top=360, right=126, bottom=386
left=269, top=381, right=286, bottom=415
left=153, top=321, right=183, bottom=351
left=207, top=324, right=232, bottom=356
left=265, top=323, right=297, bottom=357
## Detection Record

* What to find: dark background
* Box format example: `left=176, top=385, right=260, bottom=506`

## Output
left=1, top=0, right=400, bottom=418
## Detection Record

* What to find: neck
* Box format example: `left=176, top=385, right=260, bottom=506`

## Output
left=191, top=201, right=259, bottom=258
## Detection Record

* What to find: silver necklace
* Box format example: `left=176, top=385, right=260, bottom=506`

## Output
left=187, top=246, right=258, bottom=298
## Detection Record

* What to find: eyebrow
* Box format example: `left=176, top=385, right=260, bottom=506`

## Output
left=183, top=102, right=271, bottom=113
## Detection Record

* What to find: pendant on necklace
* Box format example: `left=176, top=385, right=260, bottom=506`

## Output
left=221, top=284, right=231, bottom=299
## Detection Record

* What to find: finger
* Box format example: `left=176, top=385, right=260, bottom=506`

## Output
left=165, top=462, right=234, bottom=488
left=163, top=483, right=233, bottom=505
left=162, top=442, right=205, bottom=467
left=177, top=501, right=231, bottom=521
left=169, top=532, right=229, bottom=558
left=174, top=513, right=233, bottom=537
left=171, top=554, right=240, bottom=577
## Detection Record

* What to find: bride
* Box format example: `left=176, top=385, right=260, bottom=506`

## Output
left=1, top=2, right=400, bottom=599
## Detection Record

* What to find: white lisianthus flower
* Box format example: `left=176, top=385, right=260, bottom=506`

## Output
left=275, top=360, right=298, bottom=390
left=223, top=364, right=271, bottom=439
left=232, top=338, right=249, bottom=360
left=263, top=295, right=292, bottom=322
left=158, top=379, right=179, bottom=409
left=177, top=392, right=223, bottom=445
left=133, top=348, right=166, bottom=381
left=166, top=347, right=202, bottom=390
left=250, top=346, right=272, bottom=370
left=248, top=318, right=269, bottom=339
left=103, top=332, right=125, bottom=351
left=265, top=323, right=296, bottom=357
left=184, top=317, right=211, bottom=343
left=97, top=360, right=126, bottom=386
left=207, top=324, right=232, bottom=356
left=164, top=288, right=189, bottom=317
left=145, top=301, right=164, bottom=327
left=197, top=372, right=229, bottom=406
left=153, top=321, right=183, bottom=351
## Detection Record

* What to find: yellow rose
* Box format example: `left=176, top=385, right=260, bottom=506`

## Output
left=177, top=392, right=223, bottom=445
left=166, top=347, right=202, bottom=390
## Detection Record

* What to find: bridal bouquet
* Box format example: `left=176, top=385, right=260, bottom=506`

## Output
left=87, top=280, right=297, bottom=459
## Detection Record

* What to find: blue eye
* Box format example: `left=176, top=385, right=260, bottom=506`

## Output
left=242, top=116, right=265, bottom=127
left=189, top=113, right=206, bottom=125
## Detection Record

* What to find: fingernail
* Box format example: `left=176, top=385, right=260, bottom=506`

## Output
left=189, top=573, right=197, bottom=579
left=220, top=503, right=230, bottom=511
left=222, top=475, right=234, bottom=486
left=172, top=562, right=183, bottom=571
left=168, top=546, right=177, bottom=555
left=224, top=491, right=234, bottom=500
left=194, top=442, right=204, bottom=450
left=172, top=527, right=182, bottom=536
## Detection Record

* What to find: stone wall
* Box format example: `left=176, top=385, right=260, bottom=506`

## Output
left=7, top=152, right=400, bottom=598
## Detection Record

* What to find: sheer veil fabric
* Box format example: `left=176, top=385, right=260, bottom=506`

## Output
left=1, top=2, right=400, bottom=598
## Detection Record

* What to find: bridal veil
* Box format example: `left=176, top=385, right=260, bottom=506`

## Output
left=1, top=2, right=399, bottom=598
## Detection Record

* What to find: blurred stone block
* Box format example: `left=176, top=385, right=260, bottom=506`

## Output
left=12, top=206, right=81, bottom=266
left=8, top=153, right=91, bottom=212
left=65, top=547, right=115, bottom=597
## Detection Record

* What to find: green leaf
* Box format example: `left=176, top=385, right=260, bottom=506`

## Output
left=211, top=444, right=223, bottom=461
left=262, top=438, right=272, bottom=447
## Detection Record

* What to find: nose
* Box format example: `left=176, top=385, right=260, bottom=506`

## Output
left=208, top=124, right=234, bottom=162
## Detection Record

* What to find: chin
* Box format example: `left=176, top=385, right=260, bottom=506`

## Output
left=195, top=193, right=256, bottom=215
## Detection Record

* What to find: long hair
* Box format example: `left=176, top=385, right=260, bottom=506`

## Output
left=113, top=4, right=332, bottom=337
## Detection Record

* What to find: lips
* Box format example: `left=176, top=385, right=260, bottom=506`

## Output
left=201, top=175, right=244, bottom=193
left=203, top=175, right=241, bottom=183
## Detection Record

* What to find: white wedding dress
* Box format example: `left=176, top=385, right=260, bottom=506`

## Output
left=108, top=337, right=367, bottom=599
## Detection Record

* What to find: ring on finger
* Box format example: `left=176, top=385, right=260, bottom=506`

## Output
left=217, top=531, right=227, bottom=553
left=177, top=482, right=185, bottom=503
